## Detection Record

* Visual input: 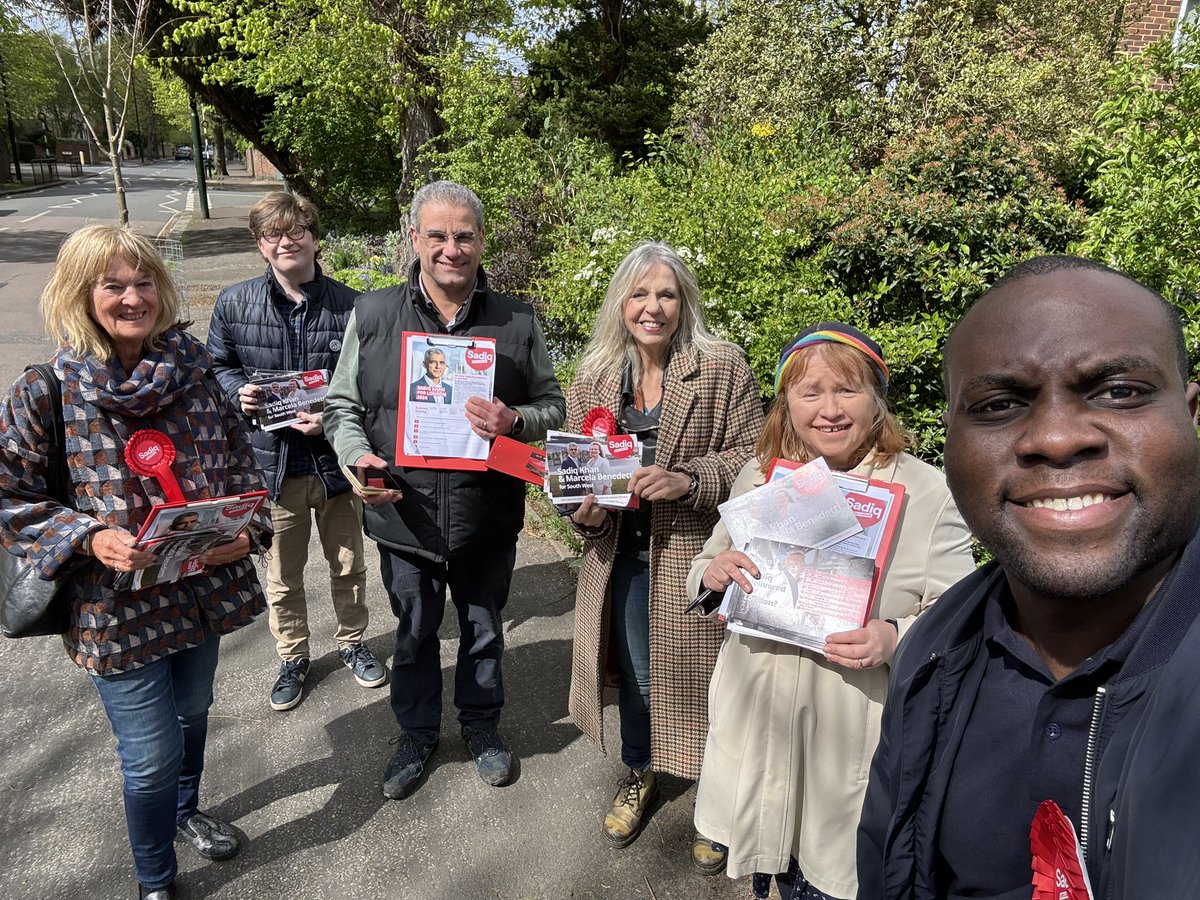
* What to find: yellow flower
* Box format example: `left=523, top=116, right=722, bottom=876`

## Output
left=750, top=120, right=777, bottom=139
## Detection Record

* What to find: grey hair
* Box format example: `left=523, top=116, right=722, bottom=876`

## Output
left=423, top=347, right=447, bottom=366
left=576, top=241, right=731, bottom=388
left=411, top=180, right=485, bottom=233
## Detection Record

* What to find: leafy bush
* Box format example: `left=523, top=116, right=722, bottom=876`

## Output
left=536, top=127, right=857, bottom=378
left=1073, top=26, right=1200, bottom=360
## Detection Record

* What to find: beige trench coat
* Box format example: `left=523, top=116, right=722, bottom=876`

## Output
left=688, top=452, right=975, bottom=895
left=567, top=343, right=764, bottom=778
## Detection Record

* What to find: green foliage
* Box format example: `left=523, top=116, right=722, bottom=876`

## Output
left=1074, top=25, right=1200, bottom=359
left=675, top=0, right=1128, bottom=178
left=537, top=127, right=857, bottom=380
left=819, top=118, right=1084, bottom=455
left=823, top=118, right=1086, bottom=324
left=0, top=14, right=61, bottom=119
left=526, top=0, right=710, bottom=158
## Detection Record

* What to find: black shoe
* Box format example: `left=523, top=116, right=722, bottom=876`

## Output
left=382, top=733, right=438, bottom=800
left=175, top=810, right=240, bottom=861
left=462, top=726, right=513, bottom=787
left=270, top=658, right=310, bottom=711
left=138, top=884, right=177, bottom=900
left=338, top=642, right=387, bottom=687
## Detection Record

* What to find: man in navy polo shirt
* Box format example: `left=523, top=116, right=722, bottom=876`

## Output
left=858, top=256, right=1200, bottom=899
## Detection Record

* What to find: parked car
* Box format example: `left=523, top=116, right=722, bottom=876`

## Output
left=174, top=145, right=193, bottom=161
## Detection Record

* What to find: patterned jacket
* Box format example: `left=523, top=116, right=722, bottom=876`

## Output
left=0, top=331, right=270, bottom=675
left=567, top=341, right=764, bottom=778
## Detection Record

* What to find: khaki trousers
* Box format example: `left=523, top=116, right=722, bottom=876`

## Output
left=267, top=475, right=368, bottom=661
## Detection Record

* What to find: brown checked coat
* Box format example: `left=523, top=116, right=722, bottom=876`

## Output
left=567, top=342, right=764, bottom=778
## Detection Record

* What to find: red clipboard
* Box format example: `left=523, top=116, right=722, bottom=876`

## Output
left=395, top=331, right=494, bottom=472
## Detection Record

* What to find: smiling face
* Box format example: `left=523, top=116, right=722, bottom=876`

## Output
left=943, top=268, right=1200, bottom=603
left=90, top=257, right=160, bottom=366
left=784, top=348, right=877, bottom=470
left=257, top=223, right=317, bottom=284
left=622, top=262, right=681, bottom=360
left=411, top=201, right=483, bottom=303
left=589, top=443, right=602, bottom=461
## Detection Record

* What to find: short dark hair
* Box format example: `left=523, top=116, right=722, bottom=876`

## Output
left=945, top=255, right=1189, bottom=385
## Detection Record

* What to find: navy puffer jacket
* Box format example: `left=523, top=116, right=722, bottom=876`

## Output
left=207, top=266, right=358, bottom=499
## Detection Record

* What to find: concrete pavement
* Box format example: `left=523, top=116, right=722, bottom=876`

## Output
left=0, top=188, right=755, bottom=899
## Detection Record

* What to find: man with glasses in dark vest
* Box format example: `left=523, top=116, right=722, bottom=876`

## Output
left=325, top=180, right=565, bottom=800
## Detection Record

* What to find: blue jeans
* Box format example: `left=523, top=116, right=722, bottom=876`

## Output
left=90, top=627, right=221, bottom=890
left=610, top=555, right=652, bottom=770
left=380, top=540, right=516, bottom=744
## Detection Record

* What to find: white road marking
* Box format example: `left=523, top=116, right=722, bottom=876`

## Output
left=19, top=210, right=51, bottom=223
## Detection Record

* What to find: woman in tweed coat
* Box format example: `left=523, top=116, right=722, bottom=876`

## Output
left=0, top=226, right=270, bottom=900
left=566, top=242, right=763, bottom=868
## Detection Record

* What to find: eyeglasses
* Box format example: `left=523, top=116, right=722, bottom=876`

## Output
left=418, top=230, right=478, bottom=250
left=260, top=225, right=312, bottom=244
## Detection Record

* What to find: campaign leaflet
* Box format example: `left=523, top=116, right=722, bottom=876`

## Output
left=116, top=491, right=268, bottom=591
left=718, top=456, right=862, bottom=551
left=248, top=369, right=330, bottom=431
left=399, top=332, right=495, bottom=463
left=767, top=459, right=906, bottom=581
left=722, top=537, right=876, bottom=652
left=544, top=430, right=643, bottom=509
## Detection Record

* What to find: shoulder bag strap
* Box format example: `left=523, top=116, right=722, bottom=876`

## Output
left=26, top=363, right=69, bottom=506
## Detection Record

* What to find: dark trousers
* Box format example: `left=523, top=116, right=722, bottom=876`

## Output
left=380, top=540, right=517, bottom=744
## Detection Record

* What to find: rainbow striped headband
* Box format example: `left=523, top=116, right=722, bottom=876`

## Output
left=773, top=328, right=890, bottom=395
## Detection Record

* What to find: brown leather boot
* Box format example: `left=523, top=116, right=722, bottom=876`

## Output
left=691, top=831, right=729, bottom=875
left=602, top=767, right=658, bottom=847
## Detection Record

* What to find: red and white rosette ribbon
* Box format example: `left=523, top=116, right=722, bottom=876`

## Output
left=1030, top=799, right=1094, bottom=900
left=125, top=429, right=185, bottom=503
left=581, top=406, right=618, bottom=439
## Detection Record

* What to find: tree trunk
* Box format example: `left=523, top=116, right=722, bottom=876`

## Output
left=214, top=121, right=229, bottom=175
left=110, top=152, right=128, bottom=225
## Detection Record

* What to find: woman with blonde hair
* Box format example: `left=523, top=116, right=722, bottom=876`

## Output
left=0, top=225, right=270, bottom=900
left=687, top=323, right=975, bottom=899
left=566, top=241, right=764, bottom=871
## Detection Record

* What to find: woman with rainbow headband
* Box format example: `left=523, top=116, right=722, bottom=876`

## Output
left=686, top=322, right=975, bottom=899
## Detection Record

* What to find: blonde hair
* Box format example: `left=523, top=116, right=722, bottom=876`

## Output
left=756, top=342, right=912, bottom=470
left=40, top=225, right=185, bottom=361
left=576, top=241, right=731, bottom=388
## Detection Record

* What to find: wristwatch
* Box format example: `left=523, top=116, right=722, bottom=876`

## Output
left=510, top=409, right=525, bottom=437
left=684, top=472, right=700, bottom=503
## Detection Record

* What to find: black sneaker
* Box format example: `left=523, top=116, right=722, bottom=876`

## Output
left=175, top=811, right=240, bottom=861
left=338, top=642, right=387, bottom=688
left=382, top=733, right=438, bottom=800
left=270, top=658, right=310, bottom=711
left=138, top=883, right=177, bottom=900
left=462, top=726, right=513, bottom=787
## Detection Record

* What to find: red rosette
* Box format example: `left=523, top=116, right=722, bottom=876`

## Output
left=581, top=406, right=618, bottom=439
left=125, top=429, right=186, bottom=503
left=1030, top=800, right=1094, bottom=900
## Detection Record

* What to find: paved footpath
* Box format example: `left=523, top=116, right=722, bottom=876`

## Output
left=0, top=190, right=755, bottom=900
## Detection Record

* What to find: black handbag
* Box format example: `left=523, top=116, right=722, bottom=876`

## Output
left=0, top=364, right=72, bottom=639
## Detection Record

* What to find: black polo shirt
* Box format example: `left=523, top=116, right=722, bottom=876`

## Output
left=936, top=589, right=1150, bottom=899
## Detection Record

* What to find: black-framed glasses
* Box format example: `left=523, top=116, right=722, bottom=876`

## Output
left=261, top=225, right=312, bottom=244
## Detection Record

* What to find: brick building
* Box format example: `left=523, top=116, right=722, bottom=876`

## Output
left=1124, top=0, right=1198, bottom=52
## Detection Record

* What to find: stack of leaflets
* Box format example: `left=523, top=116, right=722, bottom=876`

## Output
left=716, top=457, right=904, bottom=652
left=116, top=491, right=268, bottom=591
left=248, top=369, right=330, bottom=431
left=543, top=430, right=643, bottom=509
